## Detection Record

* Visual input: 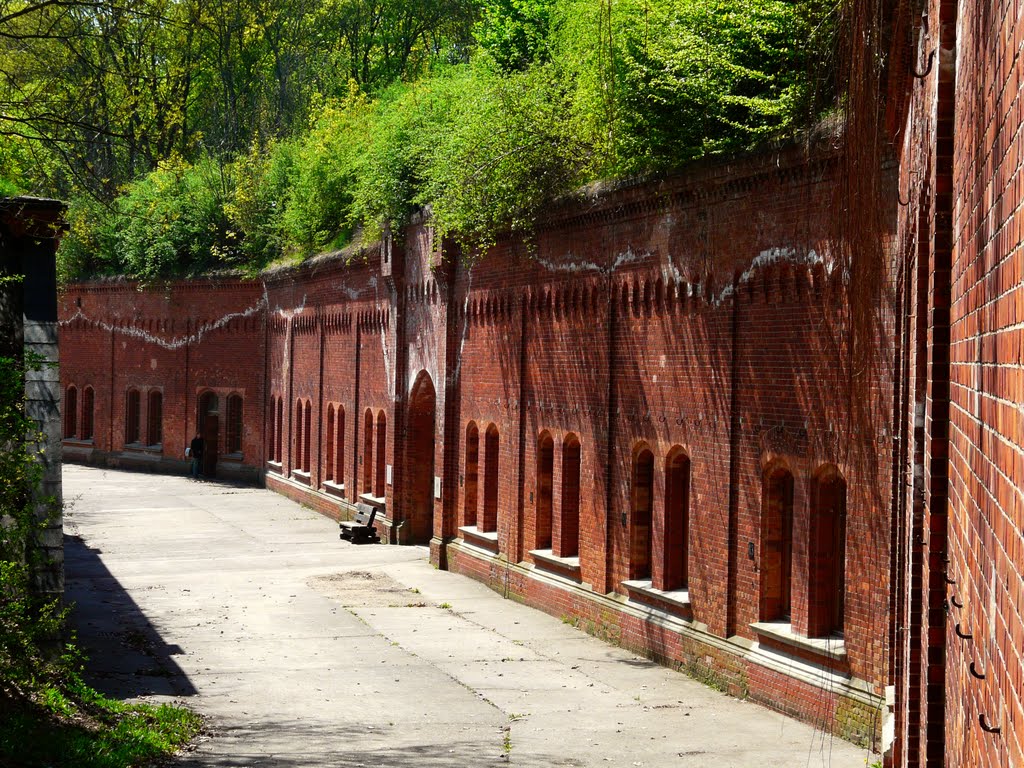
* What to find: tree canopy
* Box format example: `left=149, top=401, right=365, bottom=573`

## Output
left=0, top=0, right=837, bottom=280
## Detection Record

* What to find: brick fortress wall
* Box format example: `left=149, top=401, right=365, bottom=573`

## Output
left=59, top=146, right=893, bottom=746
left=59, top=279, right=267, bottom=481
left=888, top=0, right=1024, bottom=761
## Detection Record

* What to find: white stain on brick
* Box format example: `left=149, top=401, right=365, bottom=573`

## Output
left=61, top=288, right=278, bottom=350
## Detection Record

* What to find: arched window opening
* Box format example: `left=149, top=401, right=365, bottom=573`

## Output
left=556, top=435, right=582, bottom=558
left=64, top=386, right=78, bottom=439
left=481, top=424, right=500, bottom=533
left=630, top=447, right=655, bottom=580
left=125, top=389, right=141, bottom=445
left=276, top=398, right=283, bottom=462
left=294, top=399, right=304, bottom=471
left=535, top=432, right=554, bottom=550
left=363, top=409, right=374, bottom=493
left=302, top=400, right=312, bottom=473
left=760, top=465, right=794, bottom=622
left=325, top=405, right=335, bottom=482
left=375, top=410, right=387, bottom=497
left=147, top=391, right=163, bottom=446
left=196, top=391, right=220, bottom=475
left=661, top=449, right=691, bottom=591
left=199, top=391, right=219, bottom=418
left=464, top=422, right=479, bottom=527
left=335, top=406, right=345, bottom=489
left=268, top=397, right=277, bottom=463
left=81, top=387, right=94, bottom=440
left=226, top=395, right=243, bottom=454
left=808, top=468, right=847, bottom=637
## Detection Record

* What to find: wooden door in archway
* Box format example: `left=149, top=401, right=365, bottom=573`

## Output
left=202, top=415, right=219, bottom=477
left=199, top=392, right=219, bottom=477
left=406, top=373, right=436, bottom=544
left=760, top=467, right=794, bottom=621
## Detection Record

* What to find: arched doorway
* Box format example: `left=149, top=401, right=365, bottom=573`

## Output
left=198, top=391, right=219, bottom=477
left=406, top=372, right=436, bottom=544
left=760, top=463, right=794, bottom=622
left=662, top=448, right=690, bottom=591
left=808, top=466, right=847, bottom=637
left=630, top=446, right=654, bottom=580
left=535, top=431, right=554, bottom=550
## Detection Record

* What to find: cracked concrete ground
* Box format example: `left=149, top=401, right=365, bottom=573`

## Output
left=63, top=464, right=874, bottom=767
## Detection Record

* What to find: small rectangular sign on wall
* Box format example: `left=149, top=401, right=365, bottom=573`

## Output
left=434, top=476, right=442, bottom=499
left=386, top=464, right=393, bottom=486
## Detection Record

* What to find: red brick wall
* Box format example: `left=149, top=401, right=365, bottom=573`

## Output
left=58, top=280, right=266, bottom=479
left=59, top=146, right=894, bottom=747
left=927, top=0, right=1024, bottom=760
left=888, top=0, right=1024, bottom=758
left=945, top=0, right=1024, bottom=754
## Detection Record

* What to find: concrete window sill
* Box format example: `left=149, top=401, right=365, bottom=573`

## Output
left=267, top=460, right=283, bottom=474
left=291, top=470, right=311, bottom=486
left=621, top=580, right=692, bottom=617
left=359, top=493, right=386, bottom=510
left=750, top=622, right=847, bottom=662
left=459, top=525, right=500, bottom=554
left=530, top=549, right=582, bottom=582
left=322, top=480, right=346, bottom=498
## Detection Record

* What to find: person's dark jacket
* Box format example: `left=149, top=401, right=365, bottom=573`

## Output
left=190, top=437, right=204, bottom=460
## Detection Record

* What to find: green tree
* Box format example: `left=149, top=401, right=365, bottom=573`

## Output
left=475, top=0, right=555, bottom=72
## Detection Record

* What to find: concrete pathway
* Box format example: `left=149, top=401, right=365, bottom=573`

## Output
left=64, top=465, right=874, bottom=768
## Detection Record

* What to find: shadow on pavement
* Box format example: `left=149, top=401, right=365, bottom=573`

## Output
left=65, top=532, right=198, bottom=698
left=174, top=721, right=572, bottom=767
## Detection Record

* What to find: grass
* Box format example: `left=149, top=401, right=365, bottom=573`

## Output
left=0, top=681, right=202, bottom=768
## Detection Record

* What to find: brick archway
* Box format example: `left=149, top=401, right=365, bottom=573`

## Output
left=404, top=371, right=436, bottom=545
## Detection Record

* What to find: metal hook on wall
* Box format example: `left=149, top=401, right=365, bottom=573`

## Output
left=954, top=623, right=973, bottom=640
left=944, top=572, right=957, bottom=585
left=979, top=714, right=1001, bottom=734
left=969, top=661, right=986, bottom=680
left=913, top=50, right=936, bottom=78
left=951, top=595, right=964, bottom=609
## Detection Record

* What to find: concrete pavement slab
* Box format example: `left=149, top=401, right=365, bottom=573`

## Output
left=64, top=465, right=875, bottom=767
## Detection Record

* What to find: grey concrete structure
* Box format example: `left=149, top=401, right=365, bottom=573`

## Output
left=65, top=464, right=874, bottom=767
left=0, top=197, right=65, bottom=596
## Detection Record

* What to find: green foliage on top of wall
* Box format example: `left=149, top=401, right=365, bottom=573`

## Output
left=53, top=0, right=835, bottom=280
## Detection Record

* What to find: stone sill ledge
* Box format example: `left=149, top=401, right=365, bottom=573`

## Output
left=63, top=442, right=95, bottom=457
left=529, top=548, right=582, bottom=582
left=62, top=438, right=94, bottom=446
left=266, top=472, right=356, bottom=512
left=322, top=480, right=346, bottom=498
left=359, top=493, right=386, bottom=510
left=267, top=460, right=283, bottom=474
left=459, top=525, right=499, bottom=554
left=291, top=470, right=311, bottom=486
left=622, top=580, right=692, bottom=617
left=750, top=622, right=847, bottom=662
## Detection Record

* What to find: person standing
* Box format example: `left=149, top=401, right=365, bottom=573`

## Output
left=189, top=433, right=205, bottom=479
